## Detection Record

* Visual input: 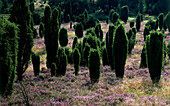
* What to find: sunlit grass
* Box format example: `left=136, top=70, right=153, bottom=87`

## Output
left=117, top=78, right=170, bottom=99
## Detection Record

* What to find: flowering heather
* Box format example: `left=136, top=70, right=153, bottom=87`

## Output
left=1, top=20, right=170, bottom=105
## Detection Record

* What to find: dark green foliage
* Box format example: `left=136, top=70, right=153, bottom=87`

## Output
left=102, top=46, right=109, bottom=66
left=106, top=25, right=116, bottom=70
left=163, top=42, right=166, bottom=60
left=83, top=16, right=99, bottom=30
left=158, top=13, right=164, bottom=30
left=55, top=0, right=88, bottom=19
left=56, top=48, right=68, bottom=76
left=84, top=9, right=89, bottom=21
left=140, top=44, right=147, bottom=68
left=130, top=22, right=134, bottom=28
left=114, top=24, right=128, bottom=79
left=72, top=36, right=78, bottom=50
left=97, top=38, right=101, bottom=49
left=164, top=12, right=170, bottom=32
left=106, top=17, right=109, bottom=24
left=0, top=0, right=9, bottom=14
left=132, top=27, right=136, bottom=35
left=86, top=34, right=98, bottom=49
left=126, top=29, right=133, bottom=39
left=0, top=19, right=18, bottom=96
left=59, top=27, right=68, bottom=47
left=163, top=18, right=167, bottom=31
left=75, top=41, right=84, bottom=66
left=83, top=43, right=90, bottom=67
left=86, top=28, right=96, bottom=36
left=44, top=5, right=52, bottom=68
left=39, top=22, right=44, bottom=38
left=75, top=22, right=84, bottom=38
left=95, top=24, right=100, bottom=38
left=70, top=21, right=72, bottom=29
left=51, top=63, right=56, bottom=77
left=33, top=11, right=41, bottom=25
left=101, top=41, right=105, bottom=47
left=75, top=13, right=85, bottom=23
left=44, top=7, right=60, bottom=68
left=29, top=1, right=34, bottom=13
left=82, top=37, right=87, bottom=49
left=109, top=9, right=115, bottom=22
left=144, top=0, right=169, bottom=15
left=0, top=0, right=2, bottom=13
left=167, top=42, right=170, bottom=59
left=51, top=8, right=60, bottom=67
left=9, top=0, right=33, bottom=81
left=146, top=20, right=158, bottom=30
left=97, top=0, right=118, bottom=14
left=30, top=16, right=34, bottom=30
left=140, top=14, right=143, bottom=22
left=119, top=0, right=139, bottom=16
left=30, top=0, right=33, bottom=3
left=128, top=31, right=136, bottom=54
left=73, top=48, right=81, bottom=76
left=57, top=6, right=62, bottom=26
left=120, top=6, right=129, bottom=24
left=32, top=53, right=40, bottom=76
left=151, top=20, right=158, bottom=30
left=143, top=25, right=151, bottom=41
left=112, top=12, right=119, bottom=24
left=88, top=49, right=101, bottom=83
left=64, top=0, right=71, bottom=23
left=146, top=31, right=164, bottom=84
left=65, top=47, right=73, bottom=64
left=33, top=28, right=38, bottom=38
left=156, top=19, right=159, bottom=30
left=95, top=24, right=103, bottom=41
left=136, top=12, right=141, bottom=31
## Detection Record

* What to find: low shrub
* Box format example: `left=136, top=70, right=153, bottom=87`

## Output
left=59, top=27, right=68, bottom=47
left=88, top=49, right=101, bottom=83
left=146, top=31, right=164, bottom=84
left=73, top=48, right=81, bottom=76
left=32, top=53, right=40, bottom=76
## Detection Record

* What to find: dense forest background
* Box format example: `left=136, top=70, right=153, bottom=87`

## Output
left=0, top=0, right=169, bottom=19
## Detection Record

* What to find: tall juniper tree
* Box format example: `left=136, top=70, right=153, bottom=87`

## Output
left=9, top=0, right=33, bottom=81
left=51, top=8, right=60, bottom=63
left=114, top=24, right=128, bottom=79
left=44, top=5, right=52, bottom=68
left=0, top=18, right=18, bottom=96
left=44, top=6, right=60, bottom=68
